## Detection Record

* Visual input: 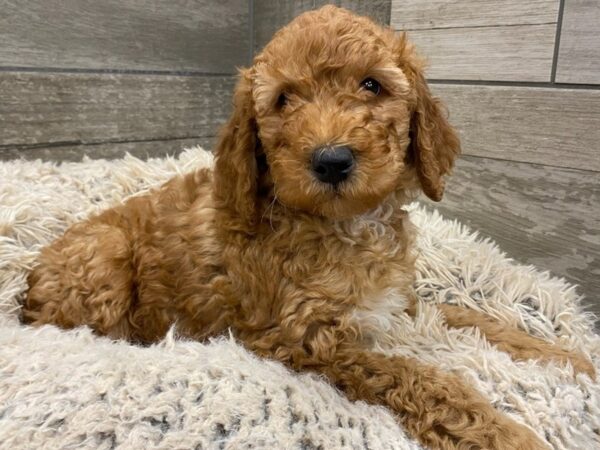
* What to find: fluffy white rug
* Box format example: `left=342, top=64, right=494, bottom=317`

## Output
left=0, top=148, right=598, bottom=450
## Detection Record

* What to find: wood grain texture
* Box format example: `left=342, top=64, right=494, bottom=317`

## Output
left=0, top=72, right=235, bottom=148
left=253, top=0, right=314, bottom=53
left=253, top=0, right=391, bottom=53
left=427, top=156, right=600, bottom=319
left=556, top=0, right=600, bottom=84
left=430, top=84, right=600, bottom=172
left=391, top=0, right=559, bottom=30
left=0, top=137, right=215, bottom=162
left=407, top=24, right=556, bottom=81
left=337, top=0, right=391, bottom=26
left=0, top=0, right=249, bottom=73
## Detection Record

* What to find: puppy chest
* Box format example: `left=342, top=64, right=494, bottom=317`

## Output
left=276, top=231, right=413, bottom=303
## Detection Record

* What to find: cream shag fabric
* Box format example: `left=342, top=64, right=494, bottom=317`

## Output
left=0, top=148, right=598, bottom=450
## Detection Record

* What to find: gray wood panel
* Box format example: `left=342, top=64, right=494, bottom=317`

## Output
left=431, top=84, right=600, bottom=172
left=427, top=156, right=600, bottom=319
left=0, top=0, right=249, bottom=73
left=0, top=72, right=235, bottom=148
left=0, top=137, right=216, bottom=162
left=253, top=0, right=391, bottom=53
left=253, top=0, right=314, bottom=53
left=407, top=24, right=556, bottom=81
left=391, top=0, right=559, bottom=30
left=337, top=0, right=391, bottom=26
left=556, top=0, right=600, bottom=84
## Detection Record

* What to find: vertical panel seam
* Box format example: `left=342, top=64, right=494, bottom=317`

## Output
left=385, top=0, right=392, bottom=26
left=248, top=0, right=255, bottom=63
left=551, top=0, right=566, bottom=83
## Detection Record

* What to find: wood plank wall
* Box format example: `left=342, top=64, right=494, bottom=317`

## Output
left=0, top=0, right=249, bottom=161
left=391, top=0, right=600, bottom=319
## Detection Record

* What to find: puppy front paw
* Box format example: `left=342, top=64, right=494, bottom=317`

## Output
left=493, top=420, right=549, bottom=450
left=567, top=351, right=596, bottom=380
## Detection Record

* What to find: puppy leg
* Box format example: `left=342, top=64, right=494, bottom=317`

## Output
left=24, top=221, right=135, bottom=339
left=323, top=347, right=548, bottom=450
left=438, top=304, right=595, bottom=379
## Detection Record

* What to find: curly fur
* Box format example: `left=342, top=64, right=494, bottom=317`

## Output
left=22, top=6, right=594, bottom=450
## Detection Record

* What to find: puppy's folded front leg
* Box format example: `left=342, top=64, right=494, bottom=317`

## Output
left=317, top=347, right=547, bottom=450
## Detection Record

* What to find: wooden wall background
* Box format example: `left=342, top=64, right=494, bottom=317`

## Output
left=1, top=1, right=598, bottom=322
left=0, top=0, right=248, bottom=161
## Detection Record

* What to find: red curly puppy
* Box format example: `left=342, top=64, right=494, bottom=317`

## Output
left=24, top=6, right=593, bottom=450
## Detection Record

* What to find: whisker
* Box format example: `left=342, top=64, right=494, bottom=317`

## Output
left=269, top=196, right=278, bottom=230
left=261, top=196, right=277, bottom=225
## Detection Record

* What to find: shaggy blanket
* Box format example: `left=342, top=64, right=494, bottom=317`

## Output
left=0, top=148, right=598, bottom=450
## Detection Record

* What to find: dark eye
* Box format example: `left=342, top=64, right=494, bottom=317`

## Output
left=276, top=92, right=288, bottom=109
left=361, top=78, right=381, bottom=95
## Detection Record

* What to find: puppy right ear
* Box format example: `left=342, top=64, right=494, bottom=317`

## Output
left=393, top=33, right=461, bottom=201
left=214, top=69, right=260, bottom=230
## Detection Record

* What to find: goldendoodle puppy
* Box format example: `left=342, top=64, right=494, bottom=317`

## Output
left=23, top=6, right=593, bottom=450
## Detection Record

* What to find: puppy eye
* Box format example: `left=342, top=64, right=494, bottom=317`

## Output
left=276, top=92, right=288, bottom=109
left=361, top=78, right=381, bottom=95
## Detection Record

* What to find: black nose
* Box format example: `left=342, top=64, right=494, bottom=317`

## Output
left=311, top=146, right=355, bottom=185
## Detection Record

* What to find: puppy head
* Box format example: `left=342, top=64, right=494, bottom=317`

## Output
left=214, top=5, right=460, bottom=227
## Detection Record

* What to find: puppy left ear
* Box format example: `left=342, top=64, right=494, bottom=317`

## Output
left=396, top=35, right=461, bottom=201
left=213, top=69, right=260, bottom=230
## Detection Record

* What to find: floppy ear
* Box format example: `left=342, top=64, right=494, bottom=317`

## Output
left=396, top=36, right=461, bottom=201
left=213, top=69, right=260, bottom=228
